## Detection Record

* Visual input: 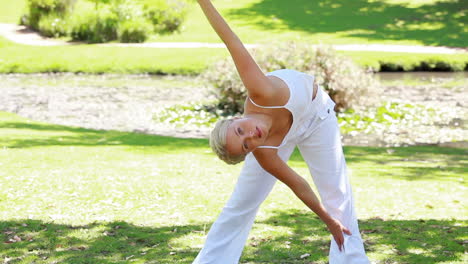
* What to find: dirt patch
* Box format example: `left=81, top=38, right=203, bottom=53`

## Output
left=0, top=73, right=466, bottom=147
left=0, top=74, right=214, bottom=138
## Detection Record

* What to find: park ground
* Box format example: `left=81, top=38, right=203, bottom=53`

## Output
left=0, top=0, right=467, bottom=263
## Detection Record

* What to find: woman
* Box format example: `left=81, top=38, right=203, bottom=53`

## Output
left=194, top=1, right=370, bottom=263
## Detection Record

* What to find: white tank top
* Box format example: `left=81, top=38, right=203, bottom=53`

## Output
left=250, top=69, right=316, bottom=149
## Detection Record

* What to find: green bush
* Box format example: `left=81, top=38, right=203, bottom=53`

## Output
left=22, top=0, right=76, bottom=29
left=37, top=14, right=68, bottom=37
left=202, top=42, right=382, bottom=114
left=141, top=0, right=188, bottom=34
left=21, top=0, right=188, bottom=42
left=112, top=0, right=144, bottom=21
left=69, top=6, right=118, bottom=43
left=118, top=18, right=153, bottom=43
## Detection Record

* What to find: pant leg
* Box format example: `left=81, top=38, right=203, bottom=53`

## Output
left=193, top=143, right=296, bottom=264
left=297, top=113, right=369, bottom=264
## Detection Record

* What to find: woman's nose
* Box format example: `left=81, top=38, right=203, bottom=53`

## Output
left=242, top=131, right=253, bottom=141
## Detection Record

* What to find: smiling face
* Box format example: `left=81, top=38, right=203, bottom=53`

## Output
left=225, top=117, right=268, bottom=156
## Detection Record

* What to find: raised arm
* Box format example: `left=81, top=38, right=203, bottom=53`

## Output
left=255, top=151, right=351, bottom=251
left=197, top=0, right=273, bottom=100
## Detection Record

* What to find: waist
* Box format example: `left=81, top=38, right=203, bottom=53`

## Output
left=308, top=84, right=336, bottom=116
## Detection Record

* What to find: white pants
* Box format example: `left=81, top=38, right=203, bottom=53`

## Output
left=194, top=106, right=369, bottom=264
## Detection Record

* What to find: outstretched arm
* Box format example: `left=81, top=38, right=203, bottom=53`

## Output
left=255, top=151, right=351, bottom=251
left=197, top=0, right=273, bottom=100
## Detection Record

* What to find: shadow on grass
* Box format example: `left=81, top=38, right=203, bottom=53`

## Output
left=0, top=219, right=201, bottom=263
left=228, top=0, right=466, bottom=47
left=245, top=210, right=467, bottom=263
left=288, top=145, right=467, bottom=181
left=2, top=119, right=466, bottom=182
left=0, top=122, right=208, bottom=150
left=1, top=210, right=466, bottom=263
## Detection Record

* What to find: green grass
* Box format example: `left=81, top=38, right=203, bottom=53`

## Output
left=0, top=0, right=26, bottom=23
left=2, top=0, right=466, bottom=47
left=0, top=111, right=467, bottom=263
left=0, top=36, right=228, bottom=75
left=1, top=35, right=467, bottom=74
left=156, top=0, right=468, bottom=47
left=0, top=0, right=467, bottom=74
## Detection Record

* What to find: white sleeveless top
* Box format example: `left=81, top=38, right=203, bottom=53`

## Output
left=250, top=69, right=317, bottom=149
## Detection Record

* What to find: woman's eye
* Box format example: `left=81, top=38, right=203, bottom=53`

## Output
left=243, top=142, right=248, bottom=150
left=237, top=127, right=243, bottom=135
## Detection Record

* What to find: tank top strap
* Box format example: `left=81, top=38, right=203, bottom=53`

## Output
left=248, top=97, right=284, bottom=109
left=256, top=145, right=280, bottom=150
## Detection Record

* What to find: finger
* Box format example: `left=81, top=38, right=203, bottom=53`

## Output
left=338, top=233, right=344, bottom=244
left=343, top=227, right=352, bottom=235
left=336, top=237, right=343, bottom=251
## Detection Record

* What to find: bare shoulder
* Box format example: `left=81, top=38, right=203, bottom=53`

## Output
left=250, top=75, right=290, bottom=107
left=253, top=149, right=296, bottom=184
left=253, top=148, right=284, bottom=171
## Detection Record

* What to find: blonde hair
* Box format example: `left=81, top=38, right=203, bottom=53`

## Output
left=210, top=119, right=246, bottom=165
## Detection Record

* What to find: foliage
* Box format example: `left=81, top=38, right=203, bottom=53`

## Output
left=21, top=0, right=76, bottom=30
left=110, top=0, right=141, bottom=20
left=141, top=0, right=188, bottom=34
left=36, top=13, right=68, bottom=37
left=202, top=43, right=382, bottom=114
left=337, top=101, right=466, bottom=146
left=118, top=18, right=153, bottom=43
left=347, top=51, right=468, bottom=72
left=154, top=102, right=223, bottom=130
left=20, top=0, right=189, bottom=43
left=69, top=5, right=119, bottom=43
left=153, top=96, right=466, bottom=147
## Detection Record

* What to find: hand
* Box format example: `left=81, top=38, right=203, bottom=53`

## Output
left=325, top=217, right=352, bottom=252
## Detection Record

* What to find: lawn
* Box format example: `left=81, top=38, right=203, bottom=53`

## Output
left=158, top=0, right=467, bottom=48
left=0, top=0, right=467, bottom=74
left=0, top=36, right=228, bottom=75
left=0, top=111, right=466, bottom=263
left=2, top=0, right=465, bottom=47
left=0, top=35, right=466, bottom=74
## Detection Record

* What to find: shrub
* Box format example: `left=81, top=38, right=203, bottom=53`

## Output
left=21, top=0, right=189, bottom=43
left=37, top=14, right=68, bottom=37
left=201, top=42, right=382, bottom=114
left=118, top=18, right=153, bottom=43
left=141, top=0, right=188, bottom=34
left=69, top=6, right=118, bottom=43
left=112, top=0, right=145, bottom=21
left=22, top=0, right=76, bottom=29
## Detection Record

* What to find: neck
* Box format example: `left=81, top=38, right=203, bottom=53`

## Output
left=244, top=112, right=274, bottom=133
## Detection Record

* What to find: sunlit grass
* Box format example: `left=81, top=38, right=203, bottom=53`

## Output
left=0, top=35, right=466, bottom=74
left=0, top=111, right=466, bottom=263
left=1, top=0, right=466, bottom=47
left=0, top=36, right=228, bottom=75
left=0, top=0, right=467, bottom=74
left=0, top=0, right=26, bottom=23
